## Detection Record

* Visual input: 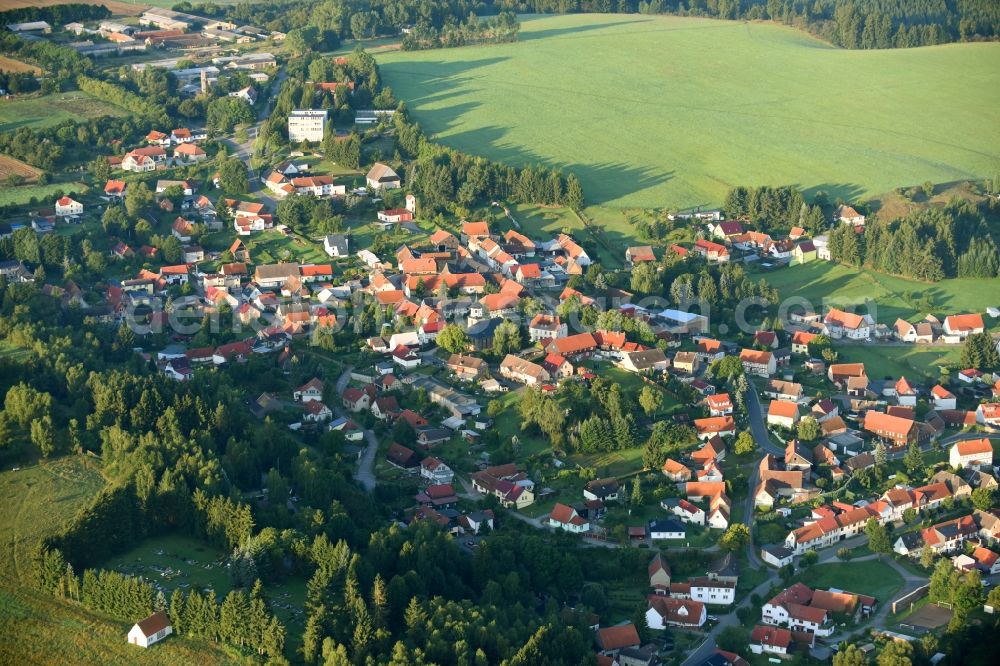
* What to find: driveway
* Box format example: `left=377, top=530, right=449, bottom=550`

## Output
left=332, top=366, right=378, bottom=492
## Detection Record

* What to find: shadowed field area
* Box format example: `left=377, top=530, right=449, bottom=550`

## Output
left=378, top=14, right=1000, bottom=208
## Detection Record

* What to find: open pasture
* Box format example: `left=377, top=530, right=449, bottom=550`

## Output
left=377, top=14, right=1000, bottom=209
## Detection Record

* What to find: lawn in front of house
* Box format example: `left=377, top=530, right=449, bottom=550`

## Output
left=795, top=560, right=904, bottom=605
left=831, top=344, right=962, bottom=383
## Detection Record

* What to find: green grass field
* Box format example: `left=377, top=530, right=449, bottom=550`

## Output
left=0, top=182, right=88, bottom=207
left=763, top=262, right=1000, bottom=324
left=834, top=345, right=962, bottom=381
left=796, top=560, right=904, bottom=605
left=0, top=92, right=127, bottom=133
left=377, top=14, right=1000, bottom=209
left=0, top=457, right=238, bottom=665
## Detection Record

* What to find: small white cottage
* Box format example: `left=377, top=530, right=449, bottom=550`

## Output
left=127, top=611, right=173, bottom=648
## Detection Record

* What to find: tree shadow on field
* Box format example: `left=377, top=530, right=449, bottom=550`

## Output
left=518, top=18, right=647, bottom=42
left=796, top=182, right=866, bottom=207
left=441, top=124, right=673, bottom=205
left=410, top=100, right=484, bottom=135
left=380, top=57, right=510, bottom=94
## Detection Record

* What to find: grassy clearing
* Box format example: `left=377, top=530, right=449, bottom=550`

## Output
left=0, top=456, right=105, bottom=579
left=0, top=458, right=234, bottom=664
left=796, top=560, right=903, bottom=604
left=377, top=14, right=1000, bottom=209
left=834, top=345, right=962, bottom=382
left=763, top=261, right=1000, bottom=324
left=104, top=534, right=307, bottom=634
left=0, top=91, right=126, bottom=132
left=0, top=584, right=238, bottom=666
left=0, top=181, right=88, bottom=206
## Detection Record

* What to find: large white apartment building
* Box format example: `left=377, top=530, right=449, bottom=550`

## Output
left=288, top=109, right=328, bottom=143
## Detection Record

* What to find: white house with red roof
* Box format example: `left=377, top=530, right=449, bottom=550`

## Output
left=292, top=175, right=344, bottom=197
left=420, top=457, right=455, bottom=485
left=823, top=307, right=873, bottom=340
left=392, top=345, right=421, bottom=369
left=646, top=595, right=706, bottom=629
left=104, top=179, right=126, bottom=199
left=122, top=146, right=166, bottom=172
left=949, top=438, right=994, bottom=469
left=708, top=220, right=744, bottom=240
left=127, top=611, right=173, bottom=648
left=931, top=385, right=957, bottom=410
left=749, top=625, right=791, bottom=655
left=548, top=502, right=589, bottom=533
left=303, top=401, right=333, bottom=422
left=705, top=393, right=733, bottom=416
left=895, top=377, right=918, bottom=406
left=976, top=403, right=1000, bottom=427
left=54, top=196, right=83, bottom=217
left=666, top=498, right=706, bottom=525
left=693, top=239, right=730, bottom=262
left=377, top=208, right=414, bottom=224
left=943, top=313, right=985, bottom=340
left=293, top=378, right=324, bottom=402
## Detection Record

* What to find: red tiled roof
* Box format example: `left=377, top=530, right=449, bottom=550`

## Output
left=956, top=438, right=993, bottom=456
left=596, top=624, right=640, bottom=651
left=750, top=625, right=791, bottom=648
left=768, top=400, right=799, bottom=419
left=945, top=313, right=984, bottom=332
left=693, top=416, right=735, bottom=435
left=740, top=348, right=772, bottom=365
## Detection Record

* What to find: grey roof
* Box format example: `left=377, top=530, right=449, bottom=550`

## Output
left=325, top=233, right=349, bottom=255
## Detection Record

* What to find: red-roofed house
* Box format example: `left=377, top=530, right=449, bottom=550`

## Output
left=693, top=239, right=730, bottom=262
left=943, top=314, right=985, bottom=339
left=662, top=458, right=691, bottom=482
left=749, top=625, right=791, bottom=656
left=595, top=624, right=640, bottom=655
left=863, top=410, right=924, bottom=447
left=547, top=503, right=589, bottom=533
left=514, top=263, right=542, bottom=284
left=976, top=403, right=1000, bottom=427
left=972, top=546, right=1000, bottom=575
left=824, top=308, right=873, bottom=340
left=767, top=400, right=801, bottom=429
left=104, top=179, right=127, bottom=199
left=931, top=385, right=956, bottom=410
left=694, top=417, right=735, bottom=440
left=377, top=208, right=414, bottom=224
left=791, top=330, right=817, bottom=355
left=625, top=245, right=656, bottom=265
left=705, top=393, right=733, bottom=416
left=949, top=438, right=994, bottom=469
left=55, top=196, right=83, bottom=217
left=646, top=595, right=706, bottom=629
left=740, top=348, right=776, bottom=377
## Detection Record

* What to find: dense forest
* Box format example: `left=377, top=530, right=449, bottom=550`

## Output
left=827, top=200, right=1000, bottom=280
left=209, top=0, right=1000, bottom=48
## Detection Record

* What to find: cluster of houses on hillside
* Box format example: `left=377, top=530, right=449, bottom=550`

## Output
left=107, top=128, right=209, bottom=173
left=656, top=204, right=867, bottom=269
left=776, top=437, right=996, bottom=557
